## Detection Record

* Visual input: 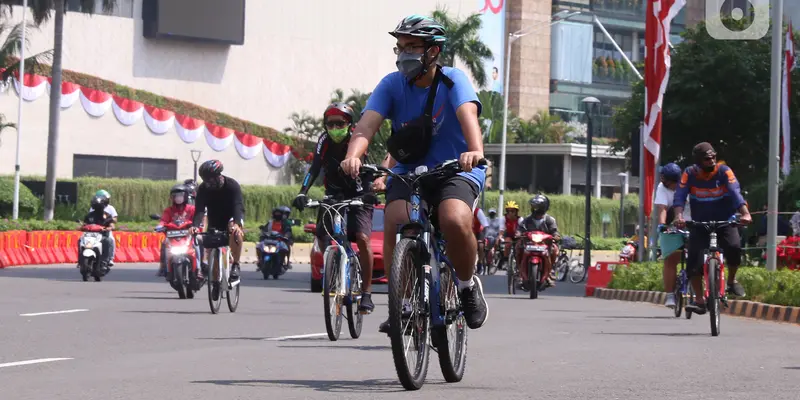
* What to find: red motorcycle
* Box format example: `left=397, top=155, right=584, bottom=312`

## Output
left=158, top=221, right=205, bottom=299
left=520, top=231, right=554, bottom=299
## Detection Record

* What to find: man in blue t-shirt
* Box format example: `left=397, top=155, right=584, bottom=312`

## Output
left=341, top=15, right=489, bottom=334
left=673, top=142, right=752, bottom=314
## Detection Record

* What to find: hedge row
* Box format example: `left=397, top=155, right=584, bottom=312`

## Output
left=16, top=177, right=639, bottom=237
left=608, top=262, right=800, bottom=307
left=29, top=64, right=304, bottom=147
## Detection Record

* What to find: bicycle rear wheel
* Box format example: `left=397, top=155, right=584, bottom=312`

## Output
left=685, top=285, right=694, bottom=320
left=433, top=265, right=467, bottom=383
left=707, top=259, right=721, bottom=336
left=388, top=238, right=430, bottom=391
left=554, top=257, right=569, bottom=282
left=568, top=261, right=586, bottom=284
left=323, top=249, right=343, bottom=341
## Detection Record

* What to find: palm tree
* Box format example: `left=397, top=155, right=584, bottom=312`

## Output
left=0, top=21, right=53, bottom=81
left=515, top=110, right=574, bottom=144
left=2, top=1, right=117, bottom=220
left=431, top=6, right=493, bottom=87
left=477, top=90, right=519, bottom=144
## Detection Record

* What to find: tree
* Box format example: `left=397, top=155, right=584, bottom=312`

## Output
left=431, top=6, right=493, bottom=88
left=612, top=19, right=800, bottom=187
left=514, top=110, right=574, bottom=144
left=3, top=0, right=117, bottom=220
left=0, top=21, right=53, bottom=81
left=477, top=90, right=517, bottom=144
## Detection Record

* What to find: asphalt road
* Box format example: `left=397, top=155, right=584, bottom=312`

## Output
left=0, top=262, right=798, bottom=400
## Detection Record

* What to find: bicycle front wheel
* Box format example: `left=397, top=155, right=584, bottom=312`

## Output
left=568, top=261, right=586, bottom=284
left=207, top=249, right=222, bottom=314
left=323, top=249, right=343, bottom=341
left=388, top=238, right=430, bottom=391
left=707, top=259, right=721, bottom=337
left=506, top=257, right=516, bottom=295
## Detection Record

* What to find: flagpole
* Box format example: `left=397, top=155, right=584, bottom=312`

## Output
left=766, top=0, right=784, bottom=272
left=12, top=0, right=27, bottom=221
left=637, top=124, right=645, bottom=262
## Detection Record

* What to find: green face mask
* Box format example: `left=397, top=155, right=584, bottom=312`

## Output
left=328, top=127, right=349, bottom=143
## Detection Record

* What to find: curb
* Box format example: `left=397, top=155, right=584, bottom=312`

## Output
left=593, top=288, right=800, bottom=326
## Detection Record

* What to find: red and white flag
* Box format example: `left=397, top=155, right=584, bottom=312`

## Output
left=643, top=0, right=685, bottom=218
left=782, top=21, right=795, bottom=176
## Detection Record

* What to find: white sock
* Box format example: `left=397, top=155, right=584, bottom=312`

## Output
left=458, top=277, right=475, bottom=291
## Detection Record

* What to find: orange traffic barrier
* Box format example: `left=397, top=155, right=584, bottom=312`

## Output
left=26, top=232, right=45, bottom=264
left=46, top=231, right=68, bottom=264
left=5, top=232, right=19, bottom=266
left=66, top=231, right=80, bottom=264
left=585, top=261, right=629, bottom=297
left=14, top=231, right=31, bottom=266
left=113, top=232, right=129, bottom=263
left=138, top=233, right=155, bottom=262
left=0, top=232, right=11, bottom=268
left=41, top=231, right=58, bottom=264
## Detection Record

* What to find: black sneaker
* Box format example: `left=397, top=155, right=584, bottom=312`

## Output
left=459, top=277, right=489, bottom=329
left=727, top=281, right=746, bottom=297
left=379, top=318, right=390, bottom=334
left=230, top=263, right=240, bottom=281
left=686, top=301, right=707, bottom=315
left=358, top=292, right=375, bottom=313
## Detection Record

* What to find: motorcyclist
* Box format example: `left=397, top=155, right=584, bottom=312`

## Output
left=80, top=190, right=117, bottom=268
left=293, top=102, right=376, bottom=313
left=183, top=179, right=198, bottom=205
left=516, top=194, right=561, bottom=290
left=279, top=205, right=294, bottom=269
left=80, top=195, right=116, bottom=272
left=190, top=160, right=245, bottom=282
left=156, top=184, right=200, bottom=280
left=257, top=207, right=294, bottom=272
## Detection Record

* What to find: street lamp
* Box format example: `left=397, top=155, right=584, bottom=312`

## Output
left=497, top=10, right=582, bottom=212
left=581, top=96, right=600, bottom=271
left=190, top=150, right=202, bottom=182
left=618, top=172, right=628, bottom=237
left=11, top=0, right=28, bottom=221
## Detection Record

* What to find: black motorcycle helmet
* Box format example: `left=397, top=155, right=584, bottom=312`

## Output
left=170, top=184, right=189, bottom=205
left=90, top=195, right=105, bottom=212
left=529, top=194, right=550, bottom=219
left=279, top=206, right=291, bottom=218
left=272, top=207, right=284, bottom=220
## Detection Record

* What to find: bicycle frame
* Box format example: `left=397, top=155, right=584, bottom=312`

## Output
left=703, top=233, right=726, bottom=300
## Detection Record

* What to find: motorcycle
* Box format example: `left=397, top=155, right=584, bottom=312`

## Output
left=520, top=231, right=554, bottom=300
left=77, top=221, right=112, bottom=282
left=156, top=221, right=205, bottom=299
left=619, top=240, right=638, bottom=262
left=256, top=227, right=290, bottom=280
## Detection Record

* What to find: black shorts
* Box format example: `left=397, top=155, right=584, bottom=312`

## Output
left=386, top=175, right=480, bottom=212
left=686, top=224, right=741, bottom=278
left=475, top=230, right=486, bottom=242
left=315, top=204, right=374, bottom=243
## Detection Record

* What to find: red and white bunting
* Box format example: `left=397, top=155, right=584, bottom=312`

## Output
left=10, top=72, right=304, bottom=168
left=79, top=87, right=112, bottom=117
left=13, top=72, right=47, bottom=101
left=112, top=96, right=144, bottom=126
left=264, top=139, right=293, bottom=167
left=143, top=105, right=175, bottom=135
left=46, top=80, right=81, bottom=108
left=175, top=115, right=205, bottom=143
left=234, top=132, right=264, bottom=160
left=204, top=123, right=234, bottom=152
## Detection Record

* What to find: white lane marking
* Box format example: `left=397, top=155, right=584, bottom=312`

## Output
left=0, top=358, right=73, bottom=369
left=20, top=309, right=89, bottom=317
left=264, top=333, right=328, bottom=341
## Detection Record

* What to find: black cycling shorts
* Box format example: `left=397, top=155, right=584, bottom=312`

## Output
left=315, top=204, right=374, bottom=243
left=386, top=175, right=479, bottom=211
left=686, top=224, right=741, bottom=278
left=475, top=229, right=486, bottom=242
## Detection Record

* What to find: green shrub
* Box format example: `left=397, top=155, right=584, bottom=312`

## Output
left=608, top=262, right=800, bottom=307
left=0, top=178, right=39, bottom=218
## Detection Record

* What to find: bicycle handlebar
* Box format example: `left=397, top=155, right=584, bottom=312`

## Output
left=305, top=196, right=367, bottom=209
left=359, top=158, right=488, bottom=186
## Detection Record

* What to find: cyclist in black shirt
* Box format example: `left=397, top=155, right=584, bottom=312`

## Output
left=293, top=102, right=376, bottom=313
left=190, top=160, right=245, bottom=281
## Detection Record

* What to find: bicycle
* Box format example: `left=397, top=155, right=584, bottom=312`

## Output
left=684, top=218, right=738, bottom=336
left=660, top=225, right=693, bottom=319
left=198, top=229, right=240, bottom=314
left=505, top=237, right=521, bottom=294
left=568, top=234, right=590, bottom=284
left=305, top=195, right=369, bottom=341
left=360, top=159, right=486, bottom=391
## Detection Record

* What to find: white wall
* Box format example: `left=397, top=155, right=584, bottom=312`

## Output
left=0, top=0, right=481, bottom=183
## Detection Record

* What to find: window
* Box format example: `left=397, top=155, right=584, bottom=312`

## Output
left=64, top=0, right=135, bottom=18
left=73, top=154, right=177, bottom=180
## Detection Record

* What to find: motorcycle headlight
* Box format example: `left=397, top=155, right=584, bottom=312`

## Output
left=170, top=245, right=188, bottom=255
left=83, top=239, right=97, bottom=248
left=264, top=245, right=277, bottom=253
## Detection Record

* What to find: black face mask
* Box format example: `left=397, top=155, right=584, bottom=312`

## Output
left=701, top=164, right=715, bottom=173
left=273, top=213, right=283, bottom=220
